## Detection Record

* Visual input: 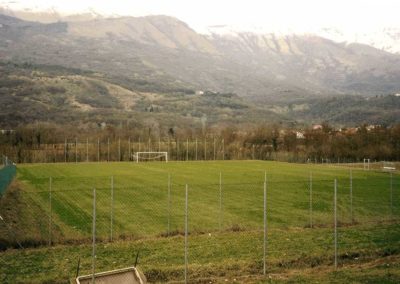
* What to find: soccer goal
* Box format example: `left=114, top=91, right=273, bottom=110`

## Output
left=133, top=152, right=168, bottom=163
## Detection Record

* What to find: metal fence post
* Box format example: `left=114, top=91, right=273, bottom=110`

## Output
left=49, top=177, right=52, bottom=246
left=195, top=138, right=198, bottom=161
left=118, top=138, right=121, bottom=161
left=213, top=137, right=216, bottom=160
left=334, top=179, right=337, bottom=270
left=128, top=137, right=131, bottom=161
left=168, top=174, right=171, bottom=236
left=75, top=138, right=78, bottom=163
left=107, top=138, right=110, bottom=162
left=92, top=188, right=96, bottom=284
left=186, top=139, right=189, bottom=161
left=222, top=138, right=225, bottom=160
left=110, top=176, right=114, bottom=242
left=176, top=139, right=179, bottom=161
left=86, top=138, right=89, bottom=162
left=390, top=172, right=393, bottom=220
left=204, top=138, right=207, bottom=161
left=310, top=172, right=313, bottom=228
left=350, top=169, right=353, bottom=224
left=263, top=180, right=267, bottom=275
left=184, top=184, right=188, bottom=284
left=219, top=172, right=223, bottom=230
left=64, top=138, right=67, bottom=163
left=97, top=138, right=100, bottom=162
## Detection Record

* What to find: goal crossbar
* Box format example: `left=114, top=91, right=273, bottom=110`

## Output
left=133, top=152, right=168, bottom=163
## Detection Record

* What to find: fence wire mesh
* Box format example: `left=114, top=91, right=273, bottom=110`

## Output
left=0, top=170, right=399, bottom=282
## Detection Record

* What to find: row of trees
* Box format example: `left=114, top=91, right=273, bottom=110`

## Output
left=1, top=123, right=400, bottom=163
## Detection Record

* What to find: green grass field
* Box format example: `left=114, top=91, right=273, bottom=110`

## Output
left=0, top=161, right=399, bottom=283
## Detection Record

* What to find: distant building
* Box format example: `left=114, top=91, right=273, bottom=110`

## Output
left=312, top=124, right=323, bottom=130
left=366, top=125, right=381, bottom=131
left=195, top=90, right=204, bottom=95
left=0, top=130, right=15, bottom=134
left=296, top=131, right=305, bottom=139
left=395, top=93, right=400, bottom=97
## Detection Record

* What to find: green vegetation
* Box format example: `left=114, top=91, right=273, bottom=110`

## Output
left=0, top=161, right=399, bottom=282
left=0, top=61, right=279, bottom=128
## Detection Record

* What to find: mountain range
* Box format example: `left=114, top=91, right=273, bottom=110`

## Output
left=1, top=9, right=400, bottom=127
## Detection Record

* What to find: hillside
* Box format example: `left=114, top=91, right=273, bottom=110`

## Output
left=1, top=14, right=400, bottom=103
left=0, top=62, right=283, bottom=128
left=1, top=13, right=400, bottom=127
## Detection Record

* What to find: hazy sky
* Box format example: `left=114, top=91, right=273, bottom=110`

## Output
left=1, top=0, right=400, bottom=33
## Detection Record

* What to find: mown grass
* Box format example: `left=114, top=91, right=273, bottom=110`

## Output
left=13, top=161, right=399, bottom=241
left=0, top=161, right=399, bottom=282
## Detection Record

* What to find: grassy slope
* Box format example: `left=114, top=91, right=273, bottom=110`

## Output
left=0, top=161, right=399, bottom=282
left=0, top=224, right=399, bottom=283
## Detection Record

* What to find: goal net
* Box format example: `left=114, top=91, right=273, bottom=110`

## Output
left=133, top=152, right=168, bottom=163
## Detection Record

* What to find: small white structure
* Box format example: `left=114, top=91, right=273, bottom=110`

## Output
left=75, top=266, right=146, bottom=284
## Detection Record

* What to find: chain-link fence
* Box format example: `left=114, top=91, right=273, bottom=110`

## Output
left=0, top=171, right=399, bottom=282
left=0, top=156, right=16, bottom=196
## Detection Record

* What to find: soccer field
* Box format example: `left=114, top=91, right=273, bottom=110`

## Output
left=1, top=161, right=399, bottom=283
left=14, top=161, right=399, bottom=241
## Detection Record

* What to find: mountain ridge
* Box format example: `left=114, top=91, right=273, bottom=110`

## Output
left=1, top=12, right=400, bottom=126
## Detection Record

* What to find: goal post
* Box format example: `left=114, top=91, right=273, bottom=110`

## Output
left=133, top=152, right=168, bottom=163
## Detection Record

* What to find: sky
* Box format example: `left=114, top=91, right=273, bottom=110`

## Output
left=1, top=0, right=400, bottom=34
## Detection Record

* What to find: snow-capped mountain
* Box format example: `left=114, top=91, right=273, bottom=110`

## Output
left=1, top=2, right=400, bottom=54
left=317, top=27, right=400, bottom=54
left=206, top=25, right=400, bottom=54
